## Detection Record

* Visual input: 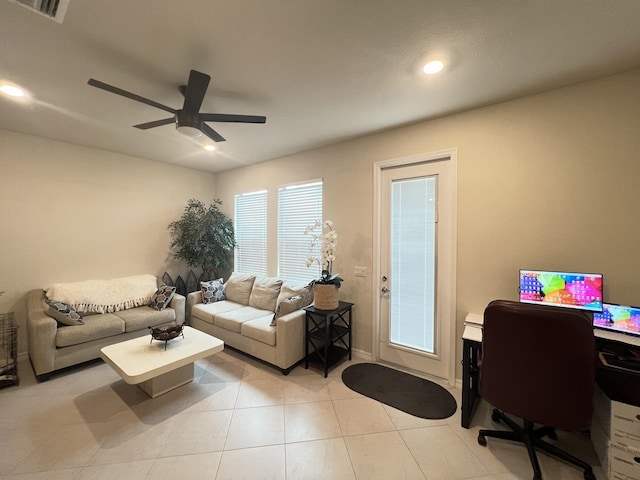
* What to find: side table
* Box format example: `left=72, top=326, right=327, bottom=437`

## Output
left=304, top=301, right=353, bottom=377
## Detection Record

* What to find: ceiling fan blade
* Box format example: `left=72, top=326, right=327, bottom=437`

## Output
left=200, top=113, right=266, bottom=124
left=202, top=124, right=226, bottom=142
left=182, top=70, right=210, bottom=113
left=88, top=79, right=176, bottom=114
left=133, top=118, right=175, bottom=129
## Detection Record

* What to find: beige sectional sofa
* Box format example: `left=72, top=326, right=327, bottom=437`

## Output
left=27, top=274, right=185, bottom=381
left=188, top=273, right=313, bottom=374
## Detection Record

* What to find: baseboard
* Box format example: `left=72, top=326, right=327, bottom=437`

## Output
left=351, top=348, right=372, bottom=362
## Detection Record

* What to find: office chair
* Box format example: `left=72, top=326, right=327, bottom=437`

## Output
left=477, top=300, right=596, bottom=480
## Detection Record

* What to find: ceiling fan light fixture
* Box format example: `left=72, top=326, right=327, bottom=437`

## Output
left=176, top=124, right=203, bottom=137
left=423, top=60, right=444, bottom=75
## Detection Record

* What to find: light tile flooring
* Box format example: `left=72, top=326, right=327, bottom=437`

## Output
left=0, top=351, right=604, bottom=479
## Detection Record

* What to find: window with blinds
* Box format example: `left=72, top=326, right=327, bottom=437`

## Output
left=234, top=190, right=268, bottom=276
left=277, top=180, right=323, bottom=283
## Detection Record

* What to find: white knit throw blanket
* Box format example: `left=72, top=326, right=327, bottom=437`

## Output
left=45, top=274, right=158, bottom=314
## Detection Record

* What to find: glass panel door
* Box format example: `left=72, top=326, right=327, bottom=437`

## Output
left=377, top=156, right=454, bottom=381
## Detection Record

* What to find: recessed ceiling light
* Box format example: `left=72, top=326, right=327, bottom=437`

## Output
left=203, top=144, right=216, bottom=151
left=422, top=60, right=444, bottom=75
left=0, top=84, right=26, bottom=97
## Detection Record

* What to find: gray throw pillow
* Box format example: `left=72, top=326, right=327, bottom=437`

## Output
left=201, top=278, right=225, bottom=304
left=271, top=295, right=304, bottom=326
left=149, top=284, right=176, bottom=311
left=44, top=299, right=84, bottom=326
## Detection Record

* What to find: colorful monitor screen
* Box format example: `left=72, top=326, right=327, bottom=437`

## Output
left=593, top=303, right=640, bottom=338
left=519, top=270, right=603, bottom=312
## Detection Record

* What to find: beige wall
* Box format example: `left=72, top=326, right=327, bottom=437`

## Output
left=0, top=130, right=217, bottom=353
left=215, top=68, right=640, bottom=379
left=4, top=68, right=639, bottom=375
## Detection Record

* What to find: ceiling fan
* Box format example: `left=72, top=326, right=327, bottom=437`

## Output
left=87, top=70, right=266, bottom=143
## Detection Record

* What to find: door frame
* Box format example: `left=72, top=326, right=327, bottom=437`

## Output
left=372, top=148, right=458, bottom=386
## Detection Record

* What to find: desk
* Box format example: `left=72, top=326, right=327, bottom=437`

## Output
left=461, top=317, right=483, bottom=429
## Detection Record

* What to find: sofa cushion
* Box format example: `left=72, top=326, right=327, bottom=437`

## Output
left=270, top=295, right=304, bottom=326
left=214, top=306, right=273, bottom=333
left=191, top=300, right=244, bottom=325
left=249, top=276, right=283, bottom=312
left=224, top=273, right=256, bottom=305
left=276, top=281, right=313, bottom=311
left=44, top=299, right=84, bottom=326
left=241, top=316, right=277, bottom=346
left=149, top=284, right=176, bottom=311
left=115, top=306, right=176, bottom=332
left=201, top=278, right=225, bottom=304
left=56, top=314, right=125, bottom=347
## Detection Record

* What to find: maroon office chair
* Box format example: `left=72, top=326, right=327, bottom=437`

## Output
left=478, top=300, right=596, bottom=480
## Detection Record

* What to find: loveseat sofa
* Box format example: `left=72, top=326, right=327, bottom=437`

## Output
left=188, top=273, right=313, bottom=374
left=27, top=274, right=185, bottom=381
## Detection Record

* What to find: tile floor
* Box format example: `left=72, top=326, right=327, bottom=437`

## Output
left=0, top=351, right=604, bottom=479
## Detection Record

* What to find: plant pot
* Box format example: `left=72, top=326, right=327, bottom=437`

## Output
left=313, top=284, right=339, bottom=310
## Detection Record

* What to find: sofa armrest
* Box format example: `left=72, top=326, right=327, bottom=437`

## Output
left=186, top=291, right=202, bottom=322
left=275, top=309, right=306, bottom=369
left=26, top=289, right=58, bottom=377
left=170, top=293, right=186, bottom=325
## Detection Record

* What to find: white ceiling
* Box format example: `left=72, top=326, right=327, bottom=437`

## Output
left=1, top=0, right=640, bottom=173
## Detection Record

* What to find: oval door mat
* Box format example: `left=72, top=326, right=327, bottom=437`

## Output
left=342, top=363, right=457, bottom=419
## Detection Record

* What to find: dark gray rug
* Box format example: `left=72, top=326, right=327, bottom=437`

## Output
left=341, top=363, right=457, bottom=419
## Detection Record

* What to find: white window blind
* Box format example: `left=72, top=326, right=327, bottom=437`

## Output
left=234, top=190, right=268, bottom=276
left=390, top=177, right=437, bottom=353
left=278, top=181, right=322, bottom=283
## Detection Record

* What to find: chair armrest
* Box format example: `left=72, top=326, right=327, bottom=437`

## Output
left=275, top=309, right=306, bottom=369
left=170, top=293, right=186, bottom=325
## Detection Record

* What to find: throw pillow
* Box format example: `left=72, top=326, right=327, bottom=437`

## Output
left=271, top=295, right=304, bottom=326
left=276, top=282, right=313, bottom=311
left=201, top=278, right=225, bottom=304
left=149, top=284, right=176, bottom=311
left=224, top=273, right=256, bottom=304
left=44, top=299, right=84, bottom=326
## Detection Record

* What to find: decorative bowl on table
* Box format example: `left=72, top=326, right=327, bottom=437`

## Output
left=149, top=324, right=184, bottom=349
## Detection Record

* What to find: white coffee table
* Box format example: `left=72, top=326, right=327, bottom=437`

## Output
left=100, top=326, right=224, bottom=398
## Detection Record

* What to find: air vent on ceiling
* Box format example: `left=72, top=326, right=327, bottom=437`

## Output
left=10, top=0, right=69, bottom=23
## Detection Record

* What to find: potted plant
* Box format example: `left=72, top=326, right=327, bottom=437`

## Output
left=305, top=220, right=343, bottom=310
left=168, top=198, right=236, bottom=281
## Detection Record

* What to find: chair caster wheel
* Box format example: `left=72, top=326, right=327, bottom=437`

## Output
left=491, top=410, right=501, bottom=422
left=477, top=434, right=487, bottom=446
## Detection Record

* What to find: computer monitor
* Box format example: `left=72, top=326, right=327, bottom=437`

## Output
left=519, top=269, right=603, bottom=312
left=593, top=303, right=640, bottom=339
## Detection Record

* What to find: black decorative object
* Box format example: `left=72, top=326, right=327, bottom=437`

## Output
left=0, top=313, right=19, bottom=388
left=175, top=276, right=186, bottom=297
left=149, top=324, right=184, bottom=350
left=162, top=272, right=174, bottom=287
left=186, top=270, right=198, bottom=293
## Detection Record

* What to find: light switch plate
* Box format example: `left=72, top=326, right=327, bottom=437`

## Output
left=354, top=266, right=367, bottom=277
